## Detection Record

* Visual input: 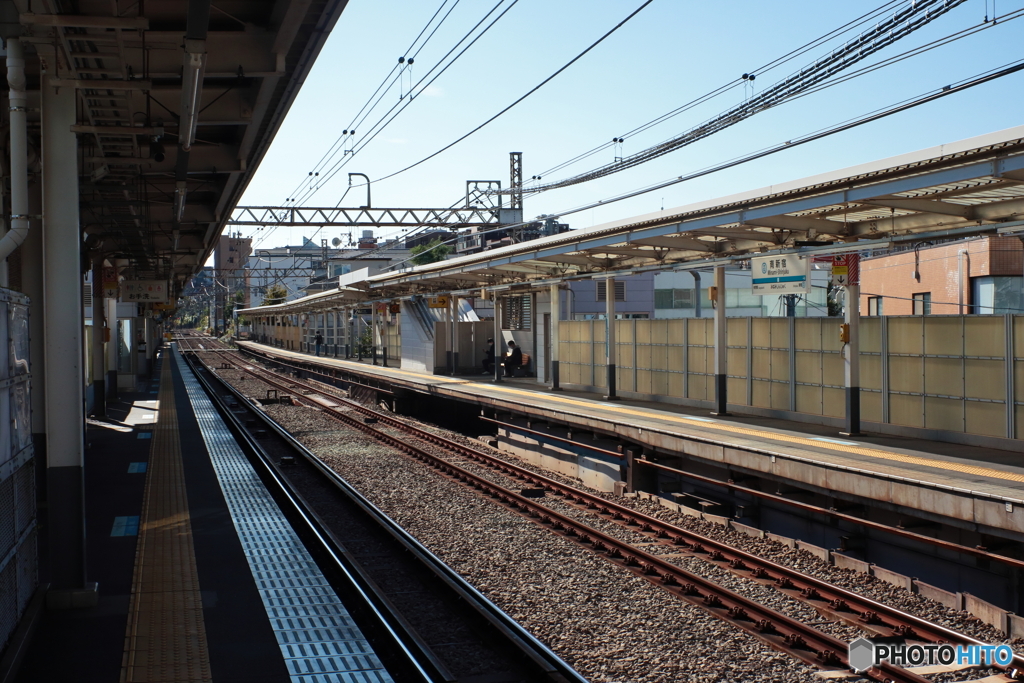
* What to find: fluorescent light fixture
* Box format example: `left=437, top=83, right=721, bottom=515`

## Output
left=179, top=39, right=206, bottom=151
left=174, top=181, right=187, bottom=222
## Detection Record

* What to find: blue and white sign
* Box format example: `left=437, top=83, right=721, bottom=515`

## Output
left=751, top=255, right=810, bottom=294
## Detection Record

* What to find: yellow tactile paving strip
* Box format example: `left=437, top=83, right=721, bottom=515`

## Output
left=121, top=360, right=213, bottom=683
left=242, top=343, right=1024, bottom=487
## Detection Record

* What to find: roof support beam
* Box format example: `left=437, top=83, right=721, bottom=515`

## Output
left=21, top=13, right=149, bottom=29
left=741, top=214, right=845, bottom=234
left=859, top=198, right=975, bottom=218
left=631, top=235, right=716, bottom=251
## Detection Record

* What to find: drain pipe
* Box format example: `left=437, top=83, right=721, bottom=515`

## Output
left=0, top=38, right=30, bottom=284
left=958, top=249, right=970, bottom=314
left=691, top=271, right=702, bottom=318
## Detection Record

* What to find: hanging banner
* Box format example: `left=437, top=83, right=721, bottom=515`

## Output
left=121, top=280, right=168, bottom=302
left=751, top=255, right=810, bottom=294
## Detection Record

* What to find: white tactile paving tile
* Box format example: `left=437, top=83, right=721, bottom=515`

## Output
left=174, top=349, right=394, bottom=683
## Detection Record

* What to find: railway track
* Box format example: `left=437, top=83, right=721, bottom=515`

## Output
left=179, top=335, right=1023, bottom=682
left=185, top=341, right=976, bottom=683
left=179, top=341, right=587, bottom=683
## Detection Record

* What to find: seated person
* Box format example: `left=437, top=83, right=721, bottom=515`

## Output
left=482, top=337, right=495, bottom=374
left=501, top=340, right=522, bottom=377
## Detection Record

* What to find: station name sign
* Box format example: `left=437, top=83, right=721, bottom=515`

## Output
left=751, top=255, right=810, bottom=295
left=121, top=280, right=169, bottom=303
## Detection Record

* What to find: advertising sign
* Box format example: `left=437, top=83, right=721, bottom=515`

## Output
left=121, top=280, right=169, bottom=303
left=751, top=255, right=810, bottom=294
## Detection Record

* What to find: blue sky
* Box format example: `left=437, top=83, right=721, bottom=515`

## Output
left=236, top=0, right=1024, bottom=250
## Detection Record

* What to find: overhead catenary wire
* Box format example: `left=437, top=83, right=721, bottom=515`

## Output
left=362, top=0, right=954, bottom=254
left=519, top=0, right=971, bottom=196
left=374, top=8, right=1024, bottom=265
left=382, top=57, right=1024, bottom=271
left=533, top=0, right=908, bottom=181
left=279, top=0, right=464, bottom=206
left=361, top=0, right=657, bottom=189
left=287, top=0, right=521, bottom=207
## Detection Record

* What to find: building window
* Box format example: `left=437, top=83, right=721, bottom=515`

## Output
left=596, top=280, right=626, bottom=302
left=912, top=292, right=931, bottom=315
left=867, top=296, right=883, bottom=316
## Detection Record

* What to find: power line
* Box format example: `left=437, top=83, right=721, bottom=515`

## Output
left=280, top=0, right=465, bottom=204
left=519, top=0, right=969, bottom=196
left=382, top=57, right=1024, bottom=272
left=288, top=0, right=521, bottom=207
left=365, top=0, right=658, bottom=188
left=532, top=0, right=907, bottom=181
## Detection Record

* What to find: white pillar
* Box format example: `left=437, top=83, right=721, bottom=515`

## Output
left=492, top=296, right=502, bottom=383
left=604, top=277, right=618, bottom=400
left=712, top=266, right=728, bottom=415
left=42, top=71, right=90, bottom=594
left=3, top=38, right=28, bottom=287
left=106, top=296, right=118, bottom=398
left=550, top=284, right=561, bottom=390
left=842, top=284, right=861, bottom=435
left=25, top=175, right=45, bottom=438
left=91, top=257, right=106, bottom=416
left=370, top=303, right=378, bottom=364
left=450, top=295, right=459, bottom=375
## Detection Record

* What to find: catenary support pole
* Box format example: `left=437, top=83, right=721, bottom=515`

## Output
left=550, top=284, right=561, bottom=390
left=842, top=284, right=862, bottom=436
left=604, top=277, right=619, bottom=400
left=712, top=266, right=729, bottom=415
left=42, top=71, right=93, bottom=603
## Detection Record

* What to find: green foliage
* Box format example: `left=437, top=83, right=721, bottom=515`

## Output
left=261, top=283, right=288, bottom=306
left=409, top=237, right=452, bottom=266
left=356, top=328, right=373, bottom=355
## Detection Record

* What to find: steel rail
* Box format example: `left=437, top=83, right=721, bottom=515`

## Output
left=220, top=344, right=1024, bottom=675
left=203, top=348, right=934, bottom=683
left=178, top=347, right=435, bottom=683
left=240, top=341, right=1024, bottom=573
left=185, top=347, right=587, bottom=683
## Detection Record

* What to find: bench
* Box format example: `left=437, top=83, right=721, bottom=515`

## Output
left=512, top=353, right=532, bottom=377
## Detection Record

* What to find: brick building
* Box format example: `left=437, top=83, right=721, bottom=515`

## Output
left=859, top=236, right=1024, bottom=316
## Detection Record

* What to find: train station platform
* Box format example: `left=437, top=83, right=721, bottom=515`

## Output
left=11, top=347, right=390, bottom=683
left=236, top=341, right=1024, bottom=545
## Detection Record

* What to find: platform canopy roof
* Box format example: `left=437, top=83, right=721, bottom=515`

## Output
left=350, top=125, right=1024, bottom=297
left=3, top=0, right=348, bottom=298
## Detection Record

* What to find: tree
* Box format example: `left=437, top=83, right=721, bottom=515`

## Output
left=225, top=289, right=246, bottom=319
left=410, top=237, right=452, bottom=266
left=261, top=283, right=288, bottom=306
